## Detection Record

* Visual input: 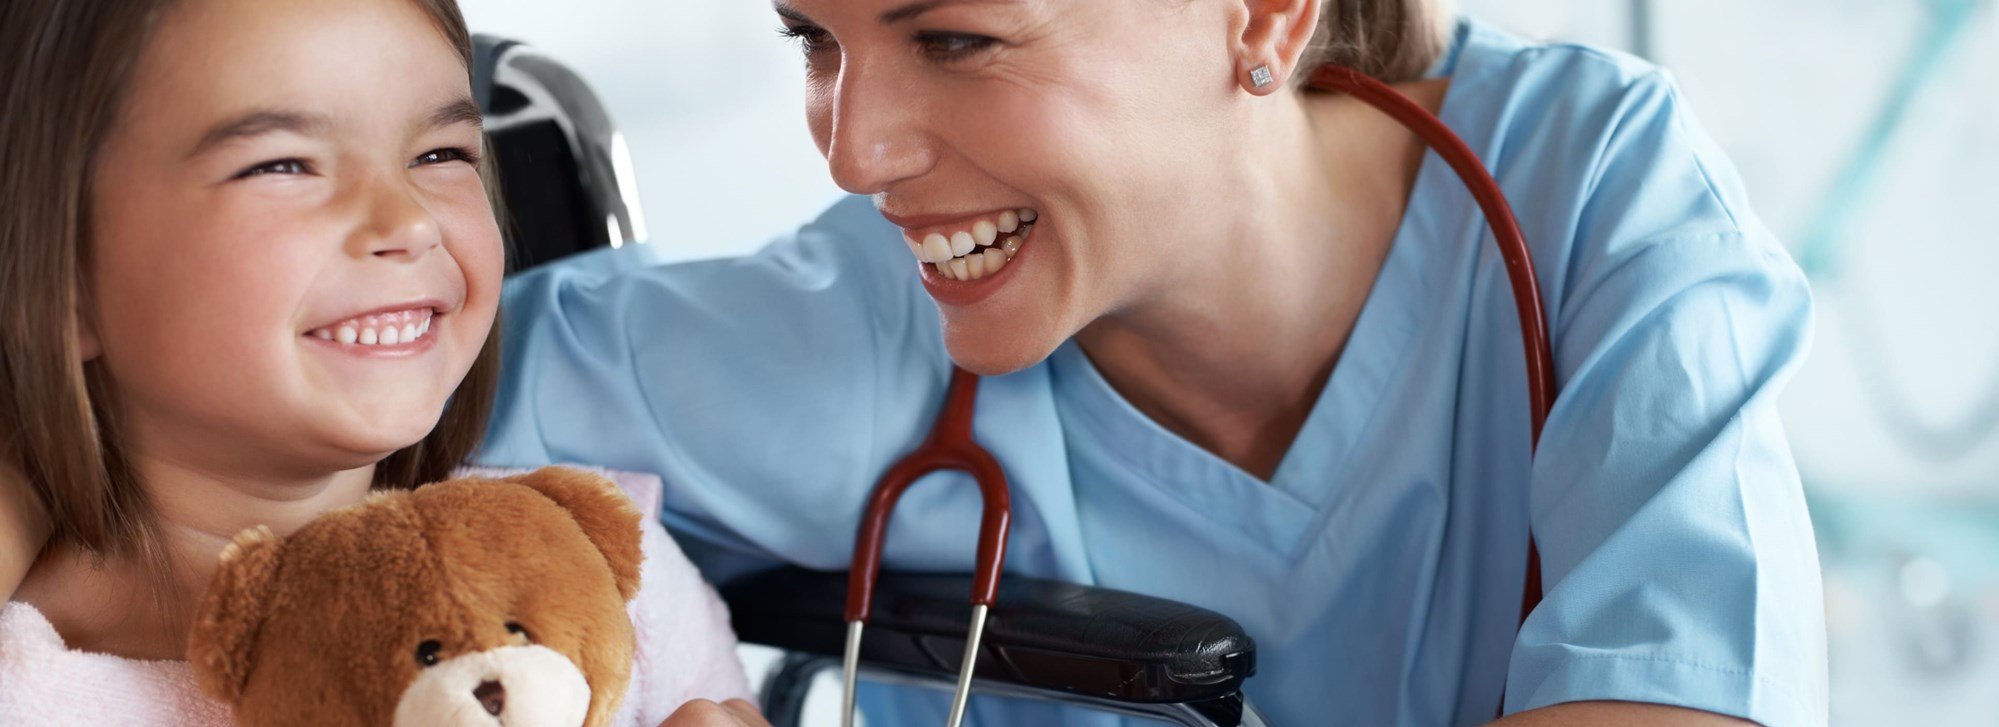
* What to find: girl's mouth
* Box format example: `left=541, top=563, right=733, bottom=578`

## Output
left=304, top=307, right=436, bottom=348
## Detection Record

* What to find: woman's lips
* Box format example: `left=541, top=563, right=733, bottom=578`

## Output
left=888, top=207, right=1038, bottom=283
left=916, top=220, right=1036, bottom=308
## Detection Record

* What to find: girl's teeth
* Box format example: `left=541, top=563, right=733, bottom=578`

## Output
left=972, top=220, right=997, bottom=246
left=948, top=257, right=971, bottom=280
left=1018, top=208, right=1036, bottom=223
left=998, top=210, right=1019, bottom=234
left=316, top=310, right=436, bottom=347
left=1001, top=235, right=1023, bottom=259
left=950, top=231, right=976, bottom=257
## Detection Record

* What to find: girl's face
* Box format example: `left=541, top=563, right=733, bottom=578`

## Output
left=86, top=0, right=501, bottom=479
left=776, top=0, right=1255, bottom=374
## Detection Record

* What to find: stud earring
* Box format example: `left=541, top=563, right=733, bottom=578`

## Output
left=1249, top=64, right=1275, bottom=88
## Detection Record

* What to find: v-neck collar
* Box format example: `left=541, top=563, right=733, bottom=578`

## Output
left=1046, top=18, right=1489, bottom=558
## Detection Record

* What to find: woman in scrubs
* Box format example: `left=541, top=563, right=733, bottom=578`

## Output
left=483, top=0, right=1825, bottom=724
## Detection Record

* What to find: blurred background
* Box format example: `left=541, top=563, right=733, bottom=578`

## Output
left=462, top=0, right=1999, bottom=722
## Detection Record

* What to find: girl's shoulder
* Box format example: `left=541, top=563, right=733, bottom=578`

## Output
left=0, top=601, right=231, bottom=725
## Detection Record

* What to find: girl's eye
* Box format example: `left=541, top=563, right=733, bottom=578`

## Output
left=413, top=147, right=480, bottom=167
left=913, top=32, right=998, bottom=63
left=777, top=23, right=837, bottom=59
left=236, top=159, right=310, bottom=178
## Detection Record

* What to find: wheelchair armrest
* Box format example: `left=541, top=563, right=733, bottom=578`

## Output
left=723, top=567, right=1256, bottom=704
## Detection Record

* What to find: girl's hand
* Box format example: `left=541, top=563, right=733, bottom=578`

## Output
left=0, top=464, right=47, bottom=597
left=658, top=699, right=771, bottom=727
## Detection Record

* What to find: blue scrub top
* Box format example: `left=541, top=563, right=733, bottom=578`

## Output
left=481, top=18, right=1826, bottom=726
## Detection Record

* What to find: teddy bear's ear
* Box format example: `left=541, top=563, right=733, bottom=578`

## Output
left=186, top=525, right=285, bottom=704
left=511, top=467, right=644, bottom=600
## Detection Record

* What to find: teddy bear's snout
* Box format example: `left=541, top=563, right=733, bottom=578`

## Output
left=392, top=644, right=591, bottom=727
left=475, top=680, right=505, bottom=716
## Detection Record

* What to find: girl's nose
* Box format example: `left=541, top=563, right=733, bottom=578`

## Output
left=822, top=62, right=937, bottom=195
left=351, top=178, right=443, bottom=261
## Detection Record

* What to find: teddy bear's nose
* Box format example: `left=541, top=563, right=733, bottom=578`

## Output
left=474, top=680, right=505, bottom=716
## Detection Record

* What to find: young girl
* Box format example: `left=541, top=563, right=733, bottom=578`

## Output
left=0, top=0, right=758, bottom=724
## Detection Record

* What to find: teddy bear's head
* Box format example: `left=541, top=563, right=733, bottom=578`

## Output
left=187, top=467, right=645, bottom=727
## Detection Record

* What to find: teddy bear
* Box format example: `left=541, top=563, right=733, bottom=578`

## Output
left=186, top=467, right=646, bottom=727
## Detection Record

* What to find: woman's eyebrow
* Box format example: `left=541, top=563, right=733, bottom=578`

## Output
left=773, top=2, right=810, bottom=24
left=186, top=110, right=332, bottom=159
left=878, top=0, right=1014, bottom=24
left=772, top=0, right=1016, bottom=26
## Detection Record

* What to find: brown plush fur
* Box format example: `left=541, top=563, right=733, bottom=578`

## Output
left=186, top=467, right=644, bottom=726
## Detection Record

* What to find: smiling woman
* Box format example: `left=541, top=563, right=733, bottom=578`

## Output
left=487, top=0, right=1824, bottom=725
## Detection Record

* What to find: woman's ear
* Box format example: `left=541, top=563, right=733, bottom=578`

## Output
left=1236, top=0, right=1323, bottom=95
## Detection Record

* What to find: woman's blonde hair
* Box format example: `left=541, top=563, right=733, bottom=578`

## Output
left=1302, top=0, right=1455, bottom=83
left=0, top=0, right=500, bottom=561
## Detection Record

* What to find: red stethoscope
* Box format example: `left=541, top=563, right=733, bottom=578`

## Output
left=840, top=65, right=1559, bottom=727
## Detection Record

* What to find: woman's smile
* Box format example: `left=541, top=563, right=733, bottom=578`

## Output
left=883, top=206, right=1041, bottom=305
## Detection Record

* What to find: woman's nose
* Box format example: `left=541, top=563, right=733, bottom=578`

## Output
left=350, top=177, right=443, bottom=261
left=822, top=62, right=936, bottom=195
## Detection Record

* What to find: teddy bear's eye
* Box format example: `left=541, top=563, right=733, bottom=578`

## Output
left=505, top=622, right=531, bottom=642
left=415, top=640, right=443, bottom=667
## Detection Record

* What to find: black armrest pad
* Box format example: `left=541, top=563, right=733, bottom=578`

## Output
left=723, top=568, right=1256, bottom=703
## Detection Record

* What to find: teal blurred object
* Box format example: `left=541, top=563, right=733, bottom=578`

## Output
left=1789, top=0, right=1999, bottom=463
left=1795, top=0, right=1983, bottom=280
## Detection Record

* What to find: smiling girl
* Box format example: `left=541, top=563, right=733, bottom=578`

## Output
left=0, top=0, right=753, bottom=723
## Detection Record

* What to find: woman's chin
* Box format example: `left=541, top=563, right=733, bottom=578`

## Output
left=940, top=324, right=1065, bottom=377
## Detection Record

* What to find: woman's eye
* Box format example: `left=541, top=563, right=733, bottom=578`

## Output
left=914, top=32, right=998, bottom=62
left=236, top=159, right=309, bottom=178
left=413, top=147, right=479, bottom=167
left=777, top=24, right=837, bottom=58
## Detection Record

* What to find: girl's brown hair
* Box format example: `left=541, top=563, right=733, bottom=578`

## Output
left=0, top=0, right=500, bottom=560
left=1302, top=0, right=1454, bottom=83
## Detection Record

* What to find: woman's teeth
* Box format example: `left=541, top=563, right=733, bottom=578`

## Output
left=904, top=208, right=1036, bottom=282
left=307, top=309, right=435, bottom=347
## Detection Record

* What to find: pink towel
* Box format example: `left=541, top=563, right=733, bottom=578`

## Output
left=0, top=467, right=752, bottom=726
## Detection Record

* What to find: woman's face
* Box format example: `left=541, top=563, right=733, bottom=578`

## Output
left=85, top=0, right=502, bottom=480
left=778, top=0, right=1257, bottom=374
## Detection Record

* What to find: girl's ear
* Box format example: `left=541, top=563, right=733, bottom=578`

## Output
left=187, top=526, right=286, bottom=705
left=1235, top=0, right=1323, bottom=95
left=74, top=290, right=101, bottom=361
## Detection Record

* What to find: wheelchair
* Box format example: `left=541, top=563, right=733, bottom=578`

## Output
left=474, top=36, right=1268, bottom=727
